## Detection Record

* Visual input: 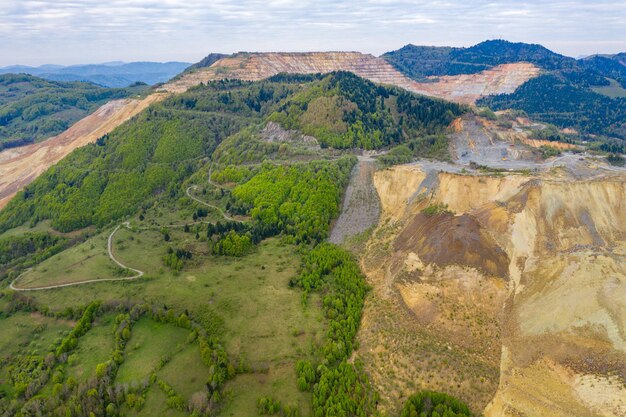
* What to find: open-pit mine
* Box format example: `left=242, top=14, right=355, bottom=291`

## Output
left=352, top=115, right=626, bottom=417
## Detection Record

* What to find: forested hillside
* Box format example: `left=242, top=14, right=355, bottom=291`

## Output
left=0, top=72, right=464, bottom=235
left=479, top=75, right=626, bottom=144
left=582, top=54, right=626, bottom=88
left=0, top=79, right=294, bottom=233
left=384, top=40, right=626, bottom=145
left=0, top=74, right=147, bottom=150
left=267, top=71, right=464, bottom=149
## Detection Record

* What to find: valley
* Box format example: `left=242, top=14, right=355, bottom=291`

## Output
left=0, top=38, right=624, bottom=417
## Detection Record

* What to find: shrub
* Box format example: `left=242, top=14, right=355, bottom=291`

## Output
left=400, top=391, right=472, bottom=417
left=421, top=203, right=452, bottom=216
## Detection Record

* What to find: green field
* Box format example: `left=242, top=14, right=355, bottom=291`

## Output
left=591, top=78, right=626, bottom=98
left=0, top=312, right=72, bottom=358
left=221, top=362, right=312, bottom=417
left=117, top=318, right=190, bottom=384
left=65, top=313, right=115, bottom=383
left=0, top=312, right=73, bottom=398
left=134, top=385, right=187, bottom=417
left=8, top=230, right=325, bottom=415
left=13, top=231, right=117, bottom=288
left=157, top=344, right=210, bottom=399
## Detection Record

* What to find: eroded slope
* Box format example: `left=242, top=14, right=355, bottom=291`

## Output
left=359, top=164, right=626, bottom=416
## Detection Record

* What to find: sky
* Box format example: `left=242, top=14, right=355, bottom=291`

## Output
left=2, top=0, right=626, bottom=66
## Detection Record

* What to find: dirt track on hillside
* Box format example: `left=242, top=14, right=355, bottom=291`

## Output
left=10, top=222, right=144, bottom=291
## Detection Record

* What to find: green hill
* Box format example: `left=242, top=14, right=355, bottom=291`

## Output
left=267, top=71, right=464, bottom=149
left=0, top=72, right=464, bottom=235
left=384, top=40, right=626, bottom=146
left=0, top=74, right=147, bottom=150
left=0, top=68, right=472, bottom=417
left=581, top=54, right=626, bottom=89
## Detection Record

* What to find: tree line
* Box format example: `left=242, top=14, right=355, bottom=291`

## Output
left=267, top=71, right=465, bottom=149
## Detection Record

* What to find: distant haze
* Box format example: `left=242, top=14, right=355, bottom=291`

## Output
left=0, top=62, right=191, bottom=87
left=1, top=0, right=625, bottom=66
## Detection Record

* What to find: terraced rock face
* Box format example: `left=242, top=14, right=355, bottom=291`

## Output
left=359, top=164, right=626, bottom=416
left=413, top=63, right=541, bottom=103
left=164, top=52, right=540, bottom=105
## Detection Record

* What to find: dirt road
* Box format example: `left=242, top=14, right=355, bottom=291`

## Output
left=9, top=222, right=144, bottom=291
left=186, top=185, right=241, bottom=222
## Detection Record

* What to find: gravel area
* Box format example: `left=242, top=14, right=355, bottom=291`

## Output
left=329, top=156, right=381, bottom=245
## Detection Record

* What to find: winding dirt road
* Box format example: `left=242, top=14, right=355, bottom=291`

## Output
left=186, top=185, right=241, bottom=223
left=9, top=222, right=144, bottom=291
left=9, top=180, right=243, bottom=291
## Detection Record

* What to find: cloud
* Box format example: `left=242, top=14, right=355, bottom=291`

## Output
left=1, top=0, right=625, bottom=65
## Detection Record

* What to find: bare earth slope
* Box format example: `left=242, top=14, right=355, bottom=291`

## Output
left=359, top=159, right=626, bottom=416
left=165, top=52, right=540, bottom=104
left=0, top=94, right=164, bottom=208
left=329, top=155, right=381, bottom=245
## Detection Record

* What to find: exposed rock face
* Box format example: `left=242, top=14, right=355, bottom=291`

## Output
left=412, top=63, right=541, bottom=103
left=164, top=52, right=540, bottom=105
left=259, top=121, right=319, bottom=147
left=359, top=163, right=626, bottom=416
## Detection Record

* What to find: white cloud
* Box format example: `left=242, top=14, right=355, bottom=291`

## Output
left=1, top=0, right=625, bottom=65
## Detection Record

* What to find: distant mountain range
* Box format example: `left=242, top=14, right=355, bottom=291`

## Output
left=0, top=61, right=190, bottom=88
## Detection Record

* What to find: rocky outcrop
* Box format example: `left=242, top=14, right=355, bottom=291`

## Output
left=259, top=121, right=319, bottom=147
left=411, top=63, right=541, bottom=103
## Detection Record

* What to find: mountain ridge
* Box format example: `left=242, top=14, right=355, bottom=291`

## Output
left=165, top=50, right=539, bottom=105
left=382, top=39, right=626, bottom=145
left=0, top=61, right=191, bottom=88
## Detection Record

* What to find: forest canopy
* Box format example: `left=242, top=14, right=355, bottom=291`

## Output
left=0, top=74, right=147, bottom=150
